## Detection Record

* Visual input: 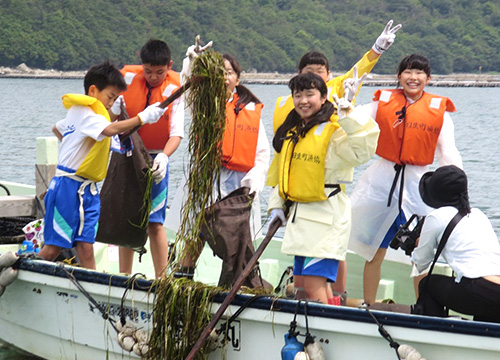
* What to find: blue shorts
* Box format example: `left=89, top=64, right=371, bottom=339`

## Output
left=43, top=176, right=100, bottom=248
left=149, top=159, right=169, bottom=224
left=380, top=211, right=407, bottom=248
left=294, top=256, right=339, bottom=283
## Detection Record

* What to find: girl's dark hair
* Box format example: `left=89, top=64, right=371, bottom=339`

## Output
left=273, top=72, right=333, bottom=152
left=84, top=60, right=127, bottom=94
left=223, top=54, right=261, bottom=109
left=140, top=39, right=171, bottom=66
left=298, top=51, right=329, bottom=72
left=397, top=54, right=431, bottom=77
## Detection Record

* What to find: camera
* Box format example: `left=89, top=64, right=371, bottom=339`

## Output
left=389, top=214, right=425, bottom=256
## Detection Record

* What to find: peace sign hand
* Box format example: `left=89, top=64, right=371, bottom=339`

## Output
left=332, top=92, right=354, bottom=120
left=343, top=66, right=368, bottom=102
left=372, top=20, right=402, bottom=55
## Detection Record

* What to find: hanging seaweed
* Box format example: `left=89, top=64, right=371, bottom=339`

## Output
left=146, top=277, right=221, bottom=359
left=175, top=50, right=227, bottom=262
left=146, top=50, right=227, bottom=359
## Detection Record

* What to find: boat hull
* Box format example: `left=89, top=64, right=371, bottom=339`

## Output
left=0, top=258, right=499, bottom=360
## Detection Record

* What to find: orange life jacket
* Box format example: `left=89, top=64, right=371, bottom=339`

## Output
left=374, top=89, right=456, bottom=166
left=120, top=65, right=180, bottom=150
left=221, top=94, right=262, bottom=172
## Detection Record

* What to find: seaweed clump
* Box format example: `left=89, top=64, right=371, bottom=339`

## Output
left=148, top=50, right=227, bottom=359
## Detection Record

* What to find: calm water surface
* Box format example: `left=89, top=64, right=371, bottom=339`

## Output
left=1, top=78, right=500, bottom=358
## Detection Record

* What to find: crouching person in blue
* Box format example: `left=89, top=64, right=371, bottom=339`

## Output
left=412, top=165, right=500, bottom=323
left=39, top=61, right=166, bottom=269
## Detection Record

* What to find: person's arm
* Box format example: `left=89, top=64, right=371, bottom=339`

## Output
left=328, top=94, right=380, bottom=168
left=162, top=96, right=185, bottom=157
left=102, top=102, right=166, bottom=137
left=241, top=119, right=271, bottom=194
left=411, top=213, right=442, bottom=273
left=101, top=117, right=142, bottom=137
left=328, top=20, right=402, bottom=102
left=52, top=125, right=63, bottom=141
left=435, top=112, right=463, bottom=168
left=150, top=96, right=184, bottom=183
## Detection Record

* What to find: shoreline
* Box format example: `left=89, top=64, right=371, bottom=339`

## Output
left=2, top=64, right=500, bottom=87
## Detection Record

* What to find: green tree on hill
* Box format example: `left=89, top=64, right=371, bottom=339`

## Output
left=0, top=0, right=499, bottom=74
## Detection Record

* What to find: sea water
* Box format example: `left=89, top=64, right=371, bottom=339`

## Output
left=1, top=78, right=500, bottom=358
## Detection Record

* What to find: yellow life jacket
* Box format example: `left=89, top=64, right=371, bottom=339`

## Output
left=268, top=50, right=377, bottom=187
left=278, top=121, right=337, bottom=202
left=62, top=94, right=111, bottom=182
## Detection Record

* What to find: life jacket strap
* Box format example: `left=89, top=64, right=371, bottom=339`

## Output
left=325, top=184, right=341, bottom=198
left=387, top=164, right=405, bottom=212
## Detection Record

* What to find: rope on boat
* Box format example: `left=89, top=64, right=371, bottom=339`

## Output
left=363, top=307, right=427, bottom=360
left=302, top=301, right=325, bottom=360
left=60, top=266, right=153, bottom=356
left=0, top=183, right=11, bottom=195
left=207, top=294, right=268, bottom=350
left=59, top=265, right=117, bottom=326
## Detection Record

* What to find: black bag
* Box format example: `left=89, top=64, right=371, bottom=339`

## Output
left=200, top=187, right=268, bottom=289
left=96, top=132, right=153, bottom=250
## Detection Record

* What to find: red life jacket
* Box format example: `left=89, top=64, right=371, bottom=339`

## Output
left=221, top=94, right=262, bottom=172
left=374, top=89, right=456, bottom=166
left=120, top=65, right=180, bottom=150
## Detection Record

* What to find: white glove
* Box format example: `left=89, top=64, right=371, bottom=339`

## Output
left=138, top=102, right=166, bottom=125
left=343, top=66, right=368, bottom=102
left=270, top=208, right=287, bottom=227
left=181, top=35, right=213, bottom=83
left=241, top=177, right=260, bottom=195
left=372, top=20, right=402, bottom=55
left=152, top=152, right=169, bottom=184
left=332, top=93, right=354, bottom=120
left=110, top=95, right=125, bottom=116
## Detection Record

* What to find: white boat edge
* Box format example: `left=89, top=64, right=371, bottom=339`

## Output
left=0, top=257, right=499, bottom=360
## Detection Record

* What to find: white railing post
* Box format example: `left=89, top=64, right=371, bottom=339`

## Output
left=35, top=137, right=58, bottom=218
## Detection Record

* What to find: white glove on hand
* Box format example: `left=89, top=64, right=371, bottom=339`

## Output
left=241, top=177, right=260, bottom=195
left=110, top=95, right=125, bottom=116
left=270, top=208, right=287, bottom=227
left=138, top=102, right=166, bottom=125
left=332, top=93, right=354, bottom=120
left=152, top=153, right=169, bottom=184
left=372, top=20, right=402, bottom=55
left=181, top=35, right=213, bottom=83
left=343, top=66, right=368, bottom=102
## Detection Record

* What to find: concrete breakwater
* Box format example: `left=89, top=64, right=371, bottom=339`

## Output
left=241, top=72, right=500, bottom=87
left=1, top=63, right=500, bottom=87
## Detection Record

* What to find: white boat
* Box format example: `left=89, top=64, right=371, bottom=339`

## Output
left=1, top=138, right=499, bottom=359
left=0, top=255, right=500, bottom=360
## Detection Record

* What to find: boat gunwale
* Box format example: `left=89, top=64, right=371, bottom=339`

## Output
left=13, top=257, right=500, bottom=340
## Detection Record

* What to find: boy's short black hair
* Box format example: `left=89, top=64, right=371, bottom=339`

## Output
left=298, top=51, right=330, bottom=72
left=84, top=61, right=127, bottom=94
left=140, top=39, right=171, bottom=66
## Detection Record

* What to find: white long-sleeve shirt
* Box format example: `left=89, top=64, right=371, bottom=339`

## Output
left=412, top=206, right=500, bottom=282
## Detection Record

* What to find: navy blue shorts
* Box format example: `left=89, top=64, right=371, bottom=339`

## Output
left=294, top=256, right=339, bottom=283
left=380, top=211, right=407, bottom=248
left=44, top=176, right=99, bottom=248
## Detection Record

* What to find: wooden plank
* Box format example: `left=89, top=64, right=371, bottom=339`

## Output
left=0, top=195, right=36, bottom=217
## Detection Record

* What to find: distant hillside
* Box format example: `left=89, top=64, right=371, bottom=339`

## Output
left=1, top=0, right=499, bottom=74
